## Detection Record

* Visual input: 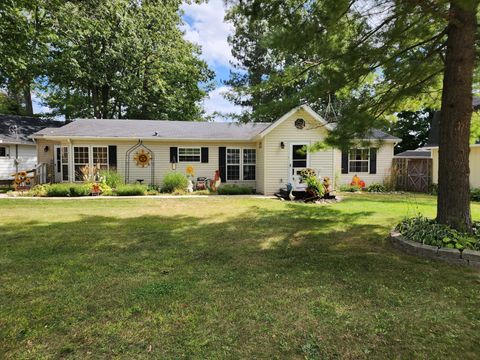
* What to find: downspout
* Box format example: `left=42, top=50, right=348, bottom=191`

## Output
left=15, top=144, right=18, bottom=175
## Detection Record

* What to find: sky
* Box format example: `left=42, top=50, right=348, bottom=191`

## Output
left=181, top=0, right=242, bottom=121
left=33, top=0, right=241, bottom=120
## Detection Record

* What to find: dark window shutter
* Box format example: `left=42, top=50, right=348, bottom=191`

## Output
left=201, top=147, right=209, bottom=163
left=341, top=150, right=349, bottom=174
left=108, top=145, right=117, bottom=169
left=369, top=148, right=377, bottom=174
left=219, top=147, right=226, bottom=181
left=170, top=147, right=178, bottom=163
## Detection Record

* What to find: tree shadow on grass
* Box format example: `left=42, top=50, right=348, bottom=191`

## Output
left=1, top=202, right=479, bottom=359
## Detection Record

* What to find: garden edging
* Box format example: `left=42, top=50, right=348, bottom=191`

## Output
left=390, top=231, right=480, bottom=268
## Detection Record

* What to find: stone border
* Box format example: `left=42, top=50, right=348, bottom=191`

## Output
left=390, top=231, right=480, bottom=268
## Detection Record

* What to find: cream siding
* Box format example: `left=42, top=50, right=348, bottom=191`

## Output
left=262, top=108, right=334, bottom=195
left=432, top=146, right=480, bottom=188
left=53, top=139, right=259, bottom=189
left=334, top=143, right=396, bottom=186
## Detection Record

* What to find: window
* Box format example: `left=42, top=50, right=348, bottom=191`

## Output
left=243, top=149, right=256, bottom=180
left=178, top=147, right=201, bottom=162
left=61, top=147, right=69, bottom=181
left=292, top=145, right=307, bottom=168
left=226, top=148, right=240, bottom=181
left=349, top=149, right=369, bottom=173
left=74, top=146, right=89, bottom=181
left=93, top=146, right=108, bottom=170
left=0, top=146, right=6, bottom=157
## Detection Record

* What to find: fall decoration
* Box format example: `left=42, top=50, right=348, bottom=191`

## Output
left=351, top=175, right=366, bottom=188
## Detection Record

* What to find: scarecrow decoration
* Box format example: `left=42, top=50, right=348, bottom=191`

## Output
left=133, top=149, right=151, bottom=168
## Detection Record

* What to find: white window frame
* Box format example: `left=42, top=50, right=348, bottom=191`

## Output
left=92, top=146, right=109, bottom=170
left=242, top=148, right=256, bottom=181
left=73, top=146, right=90, bottom=181
left=72, top=146, right=109, bottom=181
left=348, top=148, right=370, bottom=173
left=0, top=146, right=7, bottom=157
left=61, top=146, right=69, bottom=181
left=226, top=147, right=241, bottom=181
left=178, top=147, right=201, bottom=162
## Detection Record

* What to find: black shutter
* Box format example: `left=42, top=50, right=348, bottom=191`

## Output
left=201, top=147, right=209, bottom=163
left=369, top=148, right=377, bottom=174
left=341, top=150, right=349, bottom=174
left=170, top=147, right=178, bottom=163
left=108, top=145, right=117, bottom=169
left=219, top=147, right=226, bottom=181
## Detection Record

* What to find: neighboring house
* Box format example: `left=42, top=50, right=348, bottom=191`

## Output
left=31, top=105, right=399, bottom=195
left=0, top=115, right=63, bottom=184
left=425, top=111, right=480, bottom=188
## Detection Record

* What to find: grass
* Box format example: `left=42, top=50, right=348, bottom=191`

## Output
left=0, top=194, right=479, bottom=359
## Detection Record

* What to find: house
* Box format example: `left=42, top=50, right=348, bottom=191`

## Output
left=0, top=115, right=63, bottom=184
left=425, top=111, right=480, bottom=188
left=31, top=105, right=399, bottom=195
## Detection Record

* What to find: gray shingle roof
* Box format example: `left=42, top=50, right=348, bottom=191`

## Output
left=32, top=118, right=399, bottom=141
left=34, top=119, right=272, bottom=140
left=394, top=149, right=431, bottom=158
left=0, top=115, right=64, bottom=144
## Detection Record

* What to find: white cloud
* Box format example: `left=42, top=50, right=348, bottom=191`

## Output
left=181, top=0, right=234, bottom=68
left=202, top=86, right=243, bottom=122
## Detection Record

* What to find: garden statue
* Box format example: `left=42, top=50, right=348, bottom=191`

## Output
left=323, top=177, right=331, bottom=196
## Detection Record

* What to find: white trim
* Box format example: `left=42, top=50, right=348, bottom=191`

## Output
left=0, top=145, right=8, bottom=157
left=54, top=145, right=61, bottom=182
left=242, top=148, right=256, bottom=181
left=33, top=135, right=259, bottom=142
left=288, top=142, right=310, bottom=190
left=348, top=148, right=370, bottom=174
left=226, top=147, right=241, bottom=181
left=178, top=147, right=201, bottom=162
left=257, top=105, right=333, bottom=139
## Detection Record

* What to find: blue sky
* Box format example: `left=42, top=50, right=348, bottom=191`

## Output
left=34, top=0, right=241, bottom=119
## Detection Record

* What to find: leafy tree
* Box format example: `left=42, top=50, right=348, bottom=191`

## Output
left=386, top=110, right=433, bottom=154
left=227, top=0, right=479, bottom=230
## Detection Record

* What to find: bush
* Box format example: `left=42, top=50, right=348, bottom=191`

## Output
left=339, top=184, right=361, bottom=192
left=471, top=187, right=480, bottom=201
left=69, top=184, right=91, bottom=197
left=161, top=172, right=188, bottom=193
left=27, top=184, right=49, bottom=197
left=396, top=215, right=479, bottom=250
left=115, top=184, right=147, bottom=196
left=99, top=169, right=123, bottom=188
left=305, top=176, right=325, bottom=197
left=217, top=184, right=253, bottom=195
left=367, top=183, right=386, bottom=193
left=46, top=183, right=73, bottom=197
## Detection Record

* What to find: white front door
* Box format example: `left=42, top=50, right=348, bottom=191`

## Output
left=289, top=143, right=309, bottom=190
left=54, top=145, right=62, bottom=183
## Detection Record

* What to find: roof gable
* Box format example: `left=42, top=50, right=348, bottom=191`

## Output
left=0, top=115, right=63, bottom=144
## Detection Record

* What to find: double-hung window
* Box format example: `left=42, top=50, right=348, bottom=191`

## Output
left=178, top=147, right=201, bottom=162
left=93, top=146, right=108, bottom=170
left=74, top=147, right=89, bottom=181
left=349, top=149, right=369, bottom=173
left=243, top=149, right=256, bottom=180
left=226, top=148, right=241, bottom=181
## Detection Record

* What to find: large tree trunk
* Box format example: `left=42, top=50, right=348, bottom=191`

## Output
left=437, top=1, right=478, bottom=231
left=23, top=85, right=33, bottom=116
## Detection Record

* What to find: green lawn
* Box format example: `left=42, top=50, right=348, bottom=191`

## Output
left=1, top=194, right=479, bottom=359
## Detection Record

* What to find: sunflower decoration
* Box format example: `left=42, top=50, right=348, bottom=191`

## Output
left=133, top=149, right=151, bottom=168
left=185, top=165, right=195, bottom=178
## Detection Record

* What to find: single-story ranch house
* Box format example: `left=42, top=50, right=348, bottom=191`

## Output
left=32, top=105, right=400, bottom=195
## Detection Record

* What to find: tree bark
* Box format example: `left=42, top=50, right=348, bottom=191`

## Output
left=437, top=1, right=478, bottom=231
left=23, top=85, right=33, bottom=116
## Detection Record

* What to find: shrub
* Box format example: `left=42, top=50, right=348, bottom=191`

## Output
left=115, top=184, right=147, bottom=196
left=367, top=183, right=386, bottom=193
left=69, top=183, right=91, bottom=197
left=217, top=184, right=254, bottom=195
left=46, top=183, right=72, bottom=197
left=471, top=187, right=480, bottom=202
left=27, top=184, right=49, bottom=197
left=339, top=184, right=361, bottom=192
left=161, top=172, right=188, bottom=193
left=99, top=169, right=123, bottom=188
left=396, top=215, right=479, bottom=250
